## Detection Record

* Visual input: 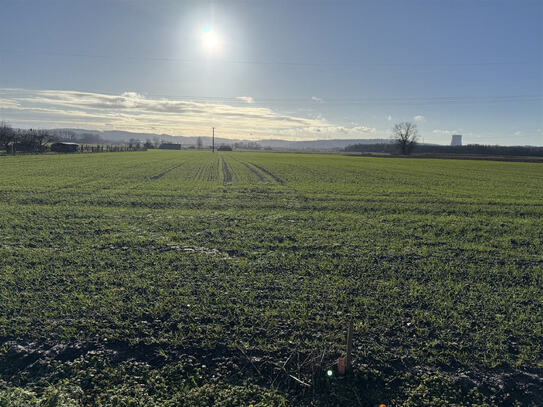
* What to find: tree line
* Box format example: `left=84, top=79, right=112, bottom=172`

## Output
left=0, top=122, right=52, bottom=153
left=345, top=141, right=543, bottom=157
left=0, top=122, right=148, bottom=154
left=346, top=121, right=543, bottom=157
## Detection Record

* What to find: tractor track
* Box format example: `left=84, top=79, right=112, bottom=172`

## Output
left=221, top=156, right=233, bottom=183
left=240, top=161, right=267, bottom=182
left=150, top=163, right=184, bottom=181
left=248, top=162, right=284, bottom=184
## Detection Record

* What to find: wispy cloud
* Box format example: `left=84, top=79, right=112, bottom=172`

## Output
left=0, top=88, right=377, bottom=140
left=236, top=96, right=254, bottom=104
left=387, top=115, right=392, bottom=121
left=432, top=129, right=458, bottom=136
left=413, top=115, right=425, bottom=122
left=0, top=98, right=21, bottom=109
left=273, top=125, right=376, bottom=137
left=311, top=96, right=323, bottom=103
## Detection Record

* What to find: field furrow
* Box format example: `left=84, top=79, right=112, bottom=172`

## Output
left=150, top=162, right=184, bottom=181
left=221, top=155, right=233, bottom=183
left=240, top=160, right=268, bottom=182
left=248, top=161, right=284, bottom=184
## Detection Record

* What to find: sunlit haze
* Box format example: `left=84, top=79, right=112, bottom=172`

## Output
left=201, top=25, right=221, bottom=54
left=0, top=0, right=541, bottom=145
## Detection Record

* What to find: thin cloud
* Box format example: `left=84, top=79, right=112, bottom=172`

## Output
left=413, top=115, right=425, bottom=122
left=274, top=125, right=376, bottom=137
left=236, top=96, right=254, bottom=104
left=311, top=96, right=323, bottom=103
left=0, top=88, right=377, bottom=140
left=0, top=98, right=21, bottom=108
left=433, top=129, right=458, bottom=136
left=387, top=115, right=392, bottom=121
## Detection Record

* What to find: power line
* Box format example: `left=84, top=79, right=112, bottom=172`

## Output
left=0, top=48, right=537, bottom=68
left=147, top=95, right=543, bottom=105
left=0, top=88, right=540, bottom=106
left=3, top=88, right=540, bottom=103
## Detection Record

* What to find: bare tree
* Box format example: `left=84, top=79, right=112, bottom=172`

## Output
left=54, top=129, right=76, bottom=141
left=392, top=122, right=418, bottom=155
left=0, top=121, right=16, bottom=153
left=34, top=129, right=56, bottom=149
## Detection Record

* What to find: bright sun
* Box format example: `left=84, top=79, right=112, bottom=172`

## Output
left=202, top=25, right=221, bottom=53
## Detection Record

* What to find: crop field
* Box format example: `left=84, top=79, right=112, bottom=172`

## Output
left=0, top=150, right=542, bottom=406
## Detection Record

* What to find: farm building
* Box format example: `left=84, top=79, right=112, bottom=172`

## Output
left=51, top=142, right=79, bottom=153
left=13, top=143, right=45, bottom=153
left=159, top=143, right=182, bottom=150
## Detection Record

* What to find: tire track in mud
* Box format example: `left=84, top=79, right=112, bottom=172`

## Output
left=240, top=161, right=267, bottom=182
left=243, top=160, right=310, bottom=203
left=221, top=156, right=233, bottom=183
left=247, top=162, right=284, bottom=184
left=150, top=163, right=184, bottom=181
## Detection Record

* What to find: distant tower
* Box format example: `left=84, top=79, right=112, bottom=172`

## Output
left=451, top=134, right=462, bottom=146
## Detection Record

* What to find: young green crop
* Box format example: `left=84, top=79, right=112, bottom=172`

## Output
left=0, top=150, right=542, bottom=406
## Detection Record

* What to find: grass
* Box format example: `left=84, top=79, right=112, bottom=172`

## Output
left=1, top=150, right=542, bottom=406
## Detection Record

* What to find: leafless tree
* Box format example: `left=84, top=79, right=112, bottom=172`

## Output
left=392, top=122, right=418, bottom=155
left=0, top=121, right=16, bottom=153
left=13, top=129, right=55, bottom=152
left=34, top=129, right=56, bottom=148
left=54, top=129, right=77, bottom=141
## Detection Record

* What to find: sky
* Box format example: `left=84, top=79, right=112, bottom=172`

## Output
left=0, top=0, right=542, bottom=145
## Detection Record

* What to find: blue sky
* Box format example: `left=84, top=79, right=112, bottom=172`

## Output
left=0, top=0, right=541, bottom=145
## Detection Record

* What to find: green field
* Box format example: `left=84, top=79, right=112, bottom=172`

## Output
left=1, top=150, right=542, bottom=406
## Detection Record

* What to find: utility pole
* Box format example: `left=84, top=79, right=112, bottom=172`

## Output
left=212, top=127, right=215, bottom=153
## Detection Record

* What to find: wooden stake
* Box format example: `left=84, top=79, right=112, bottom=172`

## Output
left=345, top=319, right=353, bottom=372
left=337, top=357, right=346, bottom=375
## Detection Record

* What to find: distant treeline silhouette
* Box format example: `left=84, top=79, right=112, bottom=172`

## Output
left=345, top=143, right=543, bottom=157
left=0, top=123, right=147, bottom=154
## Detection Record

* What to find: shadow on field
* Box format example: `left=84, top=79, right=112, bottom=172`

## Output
left=2, top=338, right=542, bottom=406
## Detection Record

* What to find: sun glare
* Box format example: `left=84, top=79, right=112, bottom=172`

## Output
left=202, top=25, right=221, bottom=53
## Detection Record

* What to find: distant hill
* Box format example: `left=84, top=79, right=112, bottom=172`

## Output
left=259, top=138, right=392, bottom=150
left=49, top=128, right=391, bottom=150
